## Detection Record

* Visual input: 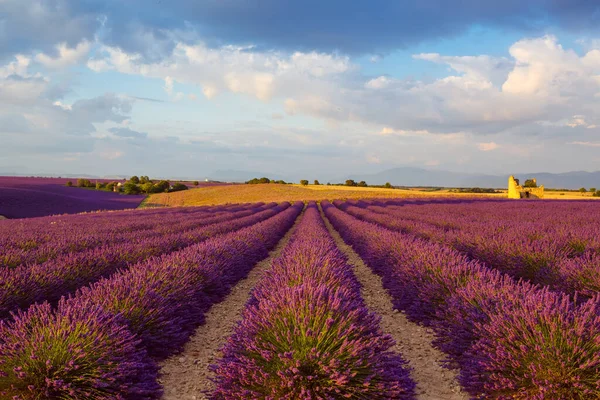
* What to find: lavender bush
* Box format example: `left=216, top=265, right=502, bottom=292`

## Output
left=213, top=203, right=415, bottom=399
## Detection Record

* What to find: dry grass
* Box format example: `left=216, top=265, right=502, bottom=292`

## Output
left=142, top=184, right=502, bottom=207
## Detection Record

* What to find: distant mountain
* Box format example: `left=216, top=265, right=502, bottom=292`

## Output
left=346, top=167, right=600, bottom=190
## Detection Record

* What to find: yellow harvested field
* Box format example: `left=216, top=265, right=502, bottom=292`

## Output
left=143, top=184, right=502, bottom=207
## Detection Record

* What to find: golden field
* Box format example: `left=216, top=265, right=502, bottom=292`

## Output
left=142, top=184, right=503, bottom=207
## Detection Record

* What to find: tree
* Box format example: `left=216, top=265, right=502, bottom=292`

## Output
left=275, top=180, right=287, bottom=184
left=129, top=176, right=140, bottom=184
left=96, top=182, right=107, bottom=190
left=169, top=183, right=188, bottom=192
left=193, top=181, right=199, bottom=186
left=140, top=182, right=155, bottom=193
left=154, top=180, right=170, bottom=193
left=139, top=176, right=151, bottom=184
left=314, top=180, right=320, bottom=185
left=384, top=182, right=392, bottom=188
left=580, top=187, right=588, bottom=193
left=77, top=178, right=92, bottom=188
left=345, top=179, right=357, bottom=187
left=523, top=179, right=537, bottom=188
left=66, top=181, right=73, bottom=187
left=357, top=181, right=367, bottom=187
left=590, top=188, right=596, bottom=193
left=594, top=190, right=600, bottom=197
left=300, top=180, right=309, bottom=186
left=123, top=182, right=142, bottom=195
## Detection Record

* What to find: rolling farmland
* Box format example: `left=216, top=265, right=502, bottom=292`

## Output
left=1, top=198, right=599, bottom=399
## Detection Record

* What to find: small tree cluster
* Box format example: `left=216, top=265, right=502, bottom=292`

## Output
left=300, top=180, right=309, bottom=186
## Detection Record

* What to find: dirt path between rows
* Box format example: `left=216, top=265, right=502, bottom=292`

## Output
left=158, top=208, right=304, bottom=400
left=320, top=205, right=468, bottom=400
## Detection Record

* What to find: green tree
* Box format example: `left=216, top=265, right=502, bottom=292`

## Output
left=314, top=180, right=320, bottom=185
left=140, top=182, right=155, bottom=193
left=384, top=182, right=392, bottom=188
left=590, top=188, right=596, bottom=193
left=169, top=183, right=188, bottom=192
left=139, top=176, right=151, bottom=184
left=123, top=182, right=142, bottom=195
left=300, top=180, right=309, bottom=186
left=193, top=181, right=199, bottom=186
left=345, top=179, right=357, bottom=187
left=594, top=190, right=600, bottom=197
left=77, top=178, right=92, bottom=188
left=129, top=176, right=140, bottom=184
left=154, top=180, right=170, bottom=193
left=357, top=181, right=367, bottom=187
left=523, top=179, right=537, bottom=188
left=579, top=187, right=588, bottom=193
left=66, top=181, right=73, bottom=187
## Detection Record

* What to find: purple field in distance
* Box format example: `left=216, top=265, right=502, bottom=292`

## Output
left=0, top=176, right=145, bottom=219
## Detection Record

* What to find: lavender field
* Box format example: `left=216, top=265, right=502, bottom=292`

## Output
left=0, top=177, right=144, bottom=219
left=1, top=199, right=599, bottom=399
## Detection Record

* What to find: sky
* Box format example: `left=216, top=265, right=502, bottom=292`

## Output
left=1, top=0, right=600, bottom=180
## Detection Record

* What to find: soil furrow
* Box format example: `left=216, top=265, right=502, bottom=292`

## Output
left=158, top=207, right=304, bottom=400
left=319, top=204, right=468, bottom=400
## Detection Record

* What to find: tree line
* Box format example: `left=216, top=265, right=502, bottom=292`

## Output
left=67, top=176, right=193, bottom=195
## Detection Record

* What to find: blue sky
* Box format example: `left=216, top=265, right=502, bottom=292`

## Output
left=1, top=1, right=600, bottom=180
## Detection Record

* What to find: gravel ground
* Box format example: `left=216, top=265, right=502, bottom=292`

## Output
left=320, top=205, right=469, bottom=400
left=158, top=209, right=304, bottom=400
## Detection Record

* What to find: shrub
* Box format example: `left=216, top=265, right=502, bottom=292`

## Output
left=169, top=183, right=188, bottom=192
left=193, top=181, right=199, bottom=186
left=300, top=180, right=309, bottom=186
left=0, top=300, right=158, bottom=399
left=95, top=182, right=107, bottom=190
left=385, top=182, right=392, bottom=188
left=65, top=181, right=73, bottom=187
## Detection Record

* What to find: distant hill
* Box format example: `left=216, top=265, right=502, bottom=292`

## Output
left=345, top=168, right=600, bottom=190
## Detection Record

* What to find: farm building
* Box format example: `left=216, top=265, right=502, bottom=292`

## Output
left=508, top=175, right=544, bottom=199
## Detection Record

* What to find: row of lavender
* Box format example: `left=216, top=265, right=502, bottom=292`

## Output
left=213, top=203, right=415, bottom=399
left=323, top=200, right=600, bottom=399
left=0, top=202, right=303, bottom=398
left=0, top=202, right=264, bottom=267
left=0, top=203, right=286, bottom=320
left=338, top=199, right=600, bottom=300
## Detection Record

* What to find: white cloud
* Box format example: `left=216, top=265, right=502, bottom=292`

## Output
left=35, top=41, right=91, bottom=68
left=87, top=43, right=351, bottom=101
left=477, top=142, right=499, bottom=151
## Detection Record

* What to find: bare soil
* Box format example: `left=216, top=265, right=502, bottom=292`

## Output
left=320, top=205, right=468, bottom=400
left=158, top=209, right=304, bottom=399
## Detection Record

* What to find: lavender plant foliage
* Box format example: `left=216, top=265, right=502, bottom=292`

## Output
left=0, top=299, right=158, bottom=399
left=0, top=202, right=303, bottom=395
left=213, top=203, right=415, bottom=399
left=0, top=203, right=279, bottom=319
left=322, top=200, right=600, bottom=398
left=461, top=292, right=600, bottom=399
